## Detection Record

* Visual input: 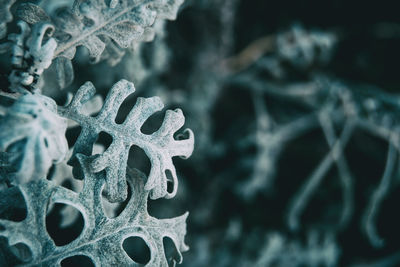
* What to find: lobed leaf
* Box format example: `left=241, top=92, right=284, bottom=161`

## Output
left=59, top=80, right=194, bottom=202
left=52, top=0, right=185, bottom=64
left=0, top=155, right=189, bottom=266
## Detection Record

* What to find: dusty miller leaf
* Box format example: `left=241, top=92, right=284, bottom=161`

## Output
left=0, top=94, right=68, bottom=184
left=59, top=79, right=194, bottom=202
left=52, top=0, right=185, bottom=63
left=0, top=155, right=189, bottom=266
left=16, top=3, right=51, bottom=25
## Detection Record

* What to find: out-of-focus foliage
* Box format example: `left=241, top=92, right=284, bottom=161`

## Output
left=7, top=20, right=57, bottom=92
left=135, top=0, right=400, bottom=266
left=0, top=0, right=15, bottom=39
left=0, top=94, right=68, bottom=184
left=2, top=0, right=400, bottom=266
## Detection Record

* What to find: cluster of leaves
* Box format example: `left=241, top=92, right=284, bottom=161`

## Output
left=1, top=0, right=184, bottom=92
left=0, top=0, right=194, bottom=266
left=2, top=0, right=400, bottom=266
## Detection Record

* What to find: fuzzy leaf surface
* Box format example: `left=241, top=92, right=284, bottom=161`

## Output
left=59, top=80, right=194, bottom=202
left=17, top=3, right=50, bottom=25
left=52, top=0, right=185, bottom=63
left=0, top=155, right=189, bottom=266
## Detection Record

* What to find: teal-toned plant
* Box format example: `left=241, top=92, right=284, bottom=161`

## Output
left=0, top=0, right=193, bottom=266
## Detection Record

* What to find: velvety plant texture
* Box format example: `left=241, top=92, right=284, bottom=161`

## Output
left=1, top=0, right=400, bottom=266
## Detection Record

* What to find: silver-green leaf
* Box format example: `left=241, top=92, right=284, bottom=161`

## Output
left=60, top=79, right=194, bottom=202
left=0, top=155, right=189, bottom=266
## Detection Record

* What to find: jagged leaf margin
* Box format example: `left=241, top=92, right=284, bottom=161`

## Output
left=14, top=0, right=184, bottom=88
left=0, top=155, right=189, bottom=266
left=59, top=79, right=194, bottom=202
left=52, top=0, right=185, bottom=63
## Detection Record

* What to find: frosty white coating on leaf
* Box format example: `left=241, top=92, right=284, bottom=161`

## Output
left=16, top=3, right=50, bottom=25
left=0, top=94, right=68, bottom=184
left=52, top=0, right=185, bottom=64
left=0, top=155, right=189, bottom=266
left=60, top=79, right=194, bottom=202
